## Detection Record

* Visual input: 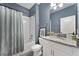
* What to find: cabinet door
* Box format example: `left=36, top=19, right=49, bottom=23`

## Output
left=54, top=49, right=67, bottom=56
left=51, top=41, right=73, bottom=56
left=72, top=47, right=79, bottom=56
left=51, top=48, right=54, bottom=56
left=43, top=44, right=52, bottom=56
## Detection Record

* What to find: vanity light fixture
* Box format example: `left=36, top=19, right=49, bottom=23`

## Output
left=53, top=6, right=57, bottom=10
left=51, top=3, right=63, bottom=10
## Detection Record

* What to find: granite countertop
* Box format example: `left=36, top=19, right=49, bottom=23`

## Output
left=40, top=36, right=77, bottom=47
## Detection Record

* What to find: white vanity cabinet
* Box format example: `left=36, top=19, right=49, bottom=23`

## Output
left=39, top=38, right=79, bottom=56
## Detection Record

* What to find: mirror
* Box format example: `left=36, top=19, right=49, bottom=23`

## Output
left=60, top=15, right=76, bottom=34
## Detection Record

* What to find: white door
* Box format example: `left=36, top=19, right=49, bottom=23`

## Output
left=29, top=15, right=35, bottom=44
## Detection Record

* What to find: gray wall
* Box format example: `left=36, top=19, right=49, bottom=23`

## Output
left=0, top=3, right=30, bottom=17
left=77, top=4, right=79, bottom=35
left=39, top=3, right=50, bottom=32
left=29, top=4, right=36, bottom=16
left=50, top=4, right=77, bottom=33
left=30, top=3, right=50, bottom=43
left=29, top=4, right=40, bottom=44
left=35, top=4, right=39, bottom=43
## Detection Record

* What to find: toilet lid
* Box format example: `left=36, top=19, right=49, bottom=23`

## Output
left=31, top=44, right=42, bottom=50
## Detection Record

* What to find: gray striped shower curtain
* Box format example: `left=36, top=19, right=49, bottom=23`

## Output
left=0, top=5, right=24, bottom=56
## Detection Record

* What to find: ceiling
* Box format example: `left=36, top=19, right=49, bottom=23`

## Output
left=17, top=3, right=35, bottom=9
left=17, top=3, right=76, bottom=13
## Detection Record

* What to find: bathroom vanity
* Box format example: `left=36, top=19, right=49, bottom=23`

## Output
left=39, top=36, right=79, bottom=56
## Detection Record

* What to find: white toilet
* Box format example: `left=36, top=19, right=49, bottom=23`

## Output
left=31, top=44, right=42, bottom=56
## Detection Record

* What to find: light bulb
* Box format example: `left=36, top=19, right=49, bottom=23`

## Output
left=59, top=3, right=63, bottom=7
left=51, top=3, right=56, bottom=7
left=53, top=6, right=57, bottom=10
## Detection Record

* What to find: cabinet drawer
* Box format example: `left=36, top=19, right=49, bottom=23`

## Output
left=54, top=49, right=68, bottom=56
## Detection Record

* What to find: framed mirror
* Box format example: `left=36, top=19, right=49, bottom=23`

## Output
left=40, top=27, right=47, bottom=37
left=60, top=15, right=76, bottom=34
